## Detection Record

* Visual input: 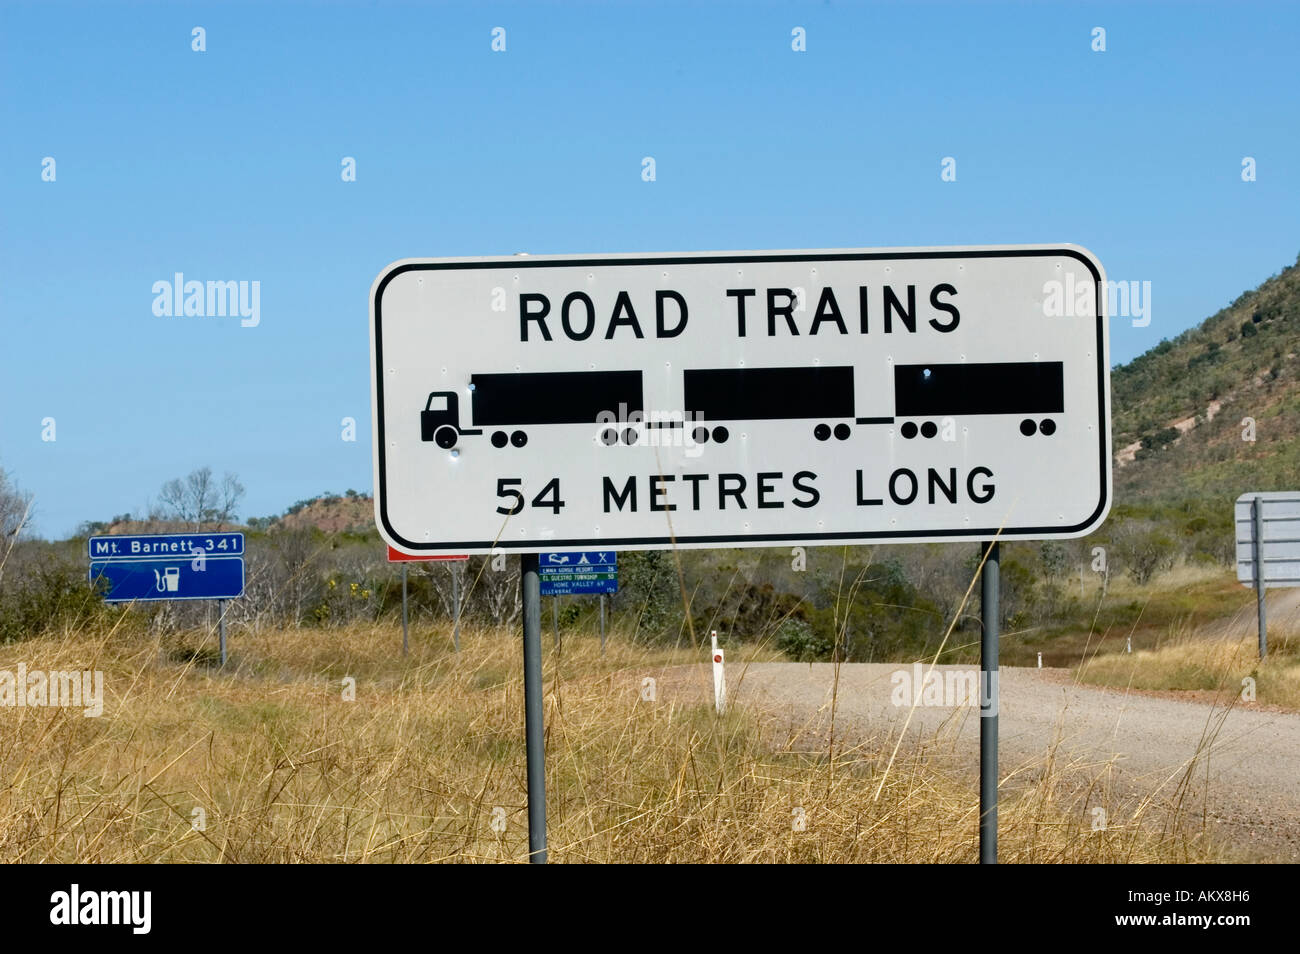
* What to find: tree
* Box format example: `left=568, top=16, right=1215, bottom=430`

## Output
left=265, top=527, right=320, bottom=625
left=157, top=467, right=245, bottom=530
left=1038, top=541, right=1069, bottom=581
left=0, top=465, right=32, bottom=541
left=0, top=466, right=33, bottom=590
left=614, top=551, right=680, bottom=642
left=1113, top=519, right=1176, bottom=585
left=477, top=555, right=521, bottom=626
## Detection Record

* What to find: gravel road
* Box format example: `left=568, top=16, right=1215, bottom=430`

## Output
left=658, top=657, right=1300, bottom=860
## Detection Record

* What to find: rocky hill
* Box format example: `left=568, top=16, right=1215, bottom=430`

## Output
left=1111, top=254, right=1300, bottom=505
left=255, top=491, right=375, bottom=534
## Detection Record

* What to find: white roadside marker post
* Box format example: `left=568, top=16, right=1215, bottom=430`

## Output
left=711, top=629, right=726, bottom=715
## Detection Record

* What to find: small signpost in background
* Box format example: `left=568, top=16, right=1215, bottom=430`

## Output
left=537, top=551, right=618, bottom=596
left=538, top=552, right=618, bottom=651
left=386, top=546, right=468, bottom=654
left=1235, top=492, right=1300, bottom=659
left=89, top=532, right=245, bottom=664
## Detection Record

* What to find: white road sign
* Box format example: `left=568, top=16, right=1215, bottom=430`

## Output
left=371, top=245, right=1111, bottom=554
left=1236, top=491, right=1300, bottom=588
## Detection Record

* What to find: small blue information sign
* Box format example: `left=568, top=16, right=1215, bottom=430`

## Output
left=88, top=533, right=245, bottom=602
left=88, top=532, right=244, bottom=560
left=538, top=550, right=618, bottom=596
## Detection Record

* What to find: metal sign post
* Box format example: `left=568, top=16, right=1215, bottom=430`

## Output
left=218, top=598, right=228, bottom=666
left=401, top=564, right=409, bottom=657
left=1253, top=497, right=1267, bottom=658
left=452, top=567, right=461, bottom=652
left=979, top=541, right=999, bottom=864
left=385, top=547, right=468, bottom=653
left=520, top=554, right=547, bottom=863
left=599, top=594, right=606, bottom=655
left=552, top=596, right=559, bottom=649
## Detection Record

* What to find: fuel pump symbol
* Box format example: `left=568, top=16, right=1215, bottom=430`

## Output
left=154, top=567, right=181, bottom=593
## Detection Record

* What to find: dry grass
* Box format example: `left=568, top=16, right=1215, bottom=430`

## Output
left=1077, top=619, right=1300, bottom=710
left=0, top=618, right=1222, bottom=863
left=1101, top=561, right=1231, bottom=598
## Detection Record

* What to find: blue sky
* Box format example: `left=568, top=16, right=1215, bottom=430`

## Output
left=2, top=0, right=1297, bottom=538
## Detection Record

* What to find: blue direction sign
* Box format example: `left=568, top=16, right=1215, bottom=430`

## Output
left=88, top=532, right=244, bottom=560
left=538, top=551, right=618, bottom=596
left=88, top=533, right=245, bottom=602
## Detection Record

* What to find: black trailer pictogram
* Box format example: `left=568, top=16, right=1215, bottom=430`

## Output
left=425, top=360, right=1069, bottom=448
left=892, top=361, right=1064, bottom=439
left=682, top=365, right=859, bottom=443
left=421, top=369, right=645, bottom=449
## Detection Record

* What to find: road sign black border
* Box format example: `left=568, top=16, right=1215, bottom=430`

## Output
left=373, top=248, right=1109, bottom=551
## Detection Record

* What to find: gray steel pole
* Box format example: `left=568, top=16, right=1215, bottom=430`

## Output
left=218, top=599, right=227, bottom=666
left=553, top=596, right=559, bottom=649
left=401, top=564, right=409, bottom=657
left=1253, top=496, right=1267, bottom=659
left=452, top=566, right=461, bottom=652
left=979, top=541, right=999, bottom=864
left=599, top=594, right=606, bottom=655
left=521, top=553, right=547, bottom=863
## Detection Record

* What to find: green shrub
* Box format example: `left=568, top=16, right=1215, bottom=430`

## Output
left=774, top=617, right=832, bottom=662
left=0, top=553, right=114, bottom=643
left=614, top=551, right=681, bottom=642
